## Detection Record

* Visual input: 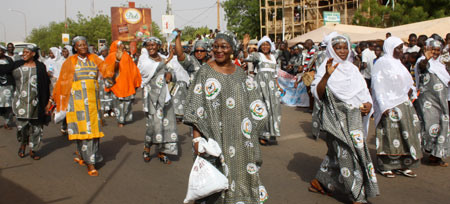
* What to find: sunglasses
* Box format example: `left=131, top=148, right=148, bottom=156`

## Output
left=195, top=50, right=207, bottom=53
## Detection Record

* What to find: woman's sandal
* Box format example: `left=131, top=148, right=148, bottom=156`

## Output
left=29, top=151, right=40, bottom=160
left=74, top=157, right=86, bottom=166
left=18, top=146, right=26, bottom=158
left=259, top=139, right=268, bottom=146
left=394, top=169, right=417, bottom=178
left=308, top=179, right=326, bottom=195
left=87, top=169, right=99, bottom=176
left=157, top=152, right=171, bottom=164
left=378, top=169, right=395, bottom=178
left=143, top=149, right=151, bottom=163
left=429, top=155, right=449, bottom=167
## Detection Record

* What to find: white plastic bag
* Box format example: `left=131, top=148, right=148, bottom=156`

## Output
left=54, top=111, right=66, bottom=124
left=183, top=156, right=229, bottom=203
left=196, top=138, right=222, bottom=157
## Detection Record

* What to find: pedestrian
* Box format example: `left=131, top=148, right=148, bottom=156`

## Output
left=98, top=46, right=114, bottom=118
left=310, top=32, right=379, bottom=204
left=360, top=41, right=376, bottom=88
left=183, top=31, right=269, bottom=204
left=176, top=34, right=210, bottom=84
left=243, top=35, right=283, bottom=145
left=44, top=47, right=64, bottom=91
left=62, top=45, right=73, bottom=60
left=416, top=39, right=450, bottom=167
left=6, top=43, right=20, bottom=61
left=52, top=36, right=117, bottom=176
left=0, top=45, right=15, bottom=129
left=104, top=40, right=142, bottom=127
left=13, top=45, right=51, bottom=160
left=138, top=37, right=178, bottom=164
left=371, top=36, right=423, bottom=178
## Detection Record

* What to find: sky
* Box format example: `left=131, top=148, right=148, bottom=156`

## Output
left=0, top=0, right=226, bottom=42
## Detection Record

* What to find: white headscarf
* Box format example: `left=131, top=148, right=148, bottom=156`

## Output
left=137, top=48, right=158, bottom=86
left=257, top=36, right=276, bottom=52
left=45, top=47, right=64, bottom=78
left=428, top=40, right=450, bottom=86
left=166, top=57, right=190, bottom=85
left=64, top=45, right=73, bottom=57
left=312, top=32, right=371, bottom=107
left=371, top=36, right=414, bottom=126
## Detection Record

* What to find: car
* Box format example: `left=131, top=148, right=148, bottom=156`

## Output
left=12, top=42, right=37, bottom=55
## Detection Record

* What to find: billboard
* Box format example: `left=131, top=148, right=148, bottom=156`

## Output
left=323, top=11, right=341, bottom=25
left=161, top=15, right=175, bottom=34
left=111, top=7, right=152, bottom=41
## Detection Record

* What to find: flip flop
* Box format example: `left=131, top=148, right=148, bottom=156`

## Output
left=29, top=151, right=40, bottom=160
left=378, top=170, right=395, bottom=178
left=87, top=169, right=98, bottom=176
left=18, top=146, right=26, bottom=158
left=143, top=150, right=151, bottom=163
left=395, top=169, right=417, bottom=178
left=157, top=152, right=171, bottom=164
left=308, top=179, right=325, bottom=195
left=74, top=157, right=86, bottom=166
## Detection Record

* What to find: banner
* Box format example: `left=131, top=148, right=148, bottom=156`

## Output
left=62, top=33, right=70, bottom=45
left=111, top=7, right=152, bottom=41
left=277, top=69, right=310, bottom=107
left=162, top=15, right=175, bottom=34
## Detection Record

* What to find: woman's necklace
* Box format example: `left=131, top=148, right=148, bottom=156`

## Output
left=149, top=54, right=161, bottom=62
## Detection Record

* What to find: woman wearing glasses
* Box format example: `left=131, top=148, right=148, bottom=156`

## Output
left=243, top=36, right=283, bottom=145
left=184, top=31, right=269, bottom=204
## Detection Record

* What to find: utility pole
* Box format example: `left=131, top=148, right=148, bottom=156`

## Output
left=282, top=0, right=285, bottom=41
left=91, top=0, right=95, bottom=17
left=166, top=0, right=172, bottom=15
left=217, top=0, right=220, bottom=30
left=65, top=0, right=67, bottom=32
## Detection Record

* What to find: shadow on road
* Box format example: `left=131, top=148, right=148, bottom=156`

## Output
left=97, top=135, right=142, bottom=169
left=287, top=152, right=322, bottom=183
left=39, top=134, right=72, bottom=158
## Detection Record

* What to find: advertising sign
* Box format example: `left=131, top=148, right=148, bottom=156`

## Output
left=62, top=33, right=70, bottom=44
left=161, top=15, right=175, bottom=34
left=323, top=11, right=341, bottom=25
left=111, top=7, right=152, bottom=41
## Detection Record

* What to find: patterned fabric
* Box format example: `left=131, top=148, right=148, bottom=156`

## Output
left=16, top=119, right=43, bottom=152
left=12, top=66, right=39, bottom=119
left=113, top=94, right=134, bottom=124
left=66, top=59, right=104, bottom=140
left=246, top=52, right=282, bottom=139
left=0, top=107, right=13, bottom=126
left=311, top=100, right=322, bottom=139
left=375, top=100, right=422, bottom=170
left=0, top=85, right=14, bottom=126
left=172, top=81, right=188, bottom=116
left=98, top=78, right=114, bottom=113
left=178, top=53, right=204, bottom=84
left=416, top=71, right=450, bottom=158
left=142, top=61, right=178, bottom=155
left=316, top=90, right=379, bottom=203
left=183, top=65, right=269, bottom=204
left=76, top=138, right=101, bottom=165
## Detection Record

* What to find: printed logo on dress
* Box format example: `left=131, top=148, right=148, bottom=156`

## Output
left=163, top=118, right=169, bottom=126
left=241, top=118, right=252, bottom=139
left=410, top=146, right=417, bottom=159
left=438, top=135, right=446, bottom=144
left=196, top=107, right=205, bottom=119
left=320, top=156, right=329, bottom=172
left=155, top=134, right=163, bottom=142
left=204, top=78, right=221, bottom=100
left=340, top=167, right=351, bottom=178
left=229, top=146, right=235, bottom=158
left=250, top=100, right=268, bottom=120
left=429, top=124, right=440, bottom=137
left=389, top=107, right=402, bottom=122
left=157, top=108, right=164, bottom=119
left=245, top=78, right=255, bottom=91
left=259, top=186, right=268, bottom=202
left=367, top=163, right=377, bottom=182
left=247, top=163, right=258, bottom=174
left=393, top=139, right=400, bottom=148
left=18, top=108, right=25, bottom=115
left=260, top=81, right=266, bottom=88
left=423, top=74, right=430, bottom=85
left=156, top=75, right=164, bottom=88
left=269, top=80, right=275, bottom=90
left=3, top=89, right=11, bottom=97
left=21, top=91, right=27, bottom=98
left=350, top=130, right=364, bottom=149
left=226, top=97, right=235, bottom=109
left=433, top=83, right=444, bottom=92
left=442, top=114, right=449, bottom=122
left=402, top=131, right=409, bottom=139
left=170, top=133, right=177, bottom=140
left=193, top=83, right=202, bottom=94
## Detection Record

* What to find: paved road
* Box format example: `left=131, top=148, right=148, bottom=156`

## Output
left=1, top=96, right=450, bottom=204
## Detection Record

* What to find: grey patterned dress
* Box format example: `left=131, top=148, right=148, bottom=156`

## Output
left=416, top=71, right=450, bottom=158
left=12, top=66, right=42, bottom=151
left=184, top=64, right=269, bottom=204
left=376, top=100, right=423, bottom=170
left=98, top=78, right=114, bottom=114
left=142, top=59, right=178, bottom=155
left=171, top=81, right=188, bottom=116
left=113, top=94, right=135, bottom=124
left=316, top=90, right=379, bottom=203
left=246, top=52, right=282, bottom=140
left=178, top=53, right=205, bottom=84
left=0, top=57, right=14, bottom=126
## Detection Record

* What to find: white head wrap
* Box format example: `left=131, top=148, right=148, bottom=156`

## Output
left=257, top=36, right=275, bottom=52
left=371, top=36, right=414, bottom=126
left=64, top=45, right=73, bottom=56
left=44, top=47, right=64, bottom=78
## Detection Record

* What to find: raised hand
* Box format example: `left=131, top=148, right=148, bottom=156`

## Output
left=325, top=58, right=339, bottom=76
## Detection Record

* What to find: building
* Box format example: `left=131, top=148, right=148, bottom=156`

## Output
left=259, top=0, right=360, bottom=41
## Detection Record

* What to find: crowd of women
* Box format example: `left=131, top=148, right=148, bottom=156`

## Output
left=1, top=29, right=449, bottom=203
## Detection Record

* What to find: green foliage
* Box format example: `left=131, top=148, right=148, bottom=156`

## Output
left=152, top=21, right=164, bottom=42
left=179, top=26, right=210, bottom=42
left=222, top=0, right=260, bottom=39
left=353, top=0, right=450, bottom=27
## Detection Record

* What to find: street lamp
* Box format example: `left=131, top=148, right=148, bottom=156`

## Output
left=0, top=22, right=6, bottom=42
left=8, top=8, right=27, bottom=40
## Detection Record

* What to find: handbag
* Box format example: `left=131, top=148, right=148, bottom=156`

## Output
left=301, top=71, right=315, bottom=86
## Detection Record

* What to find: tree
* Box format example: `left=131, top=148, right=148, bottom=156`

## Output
left=222, top=0, right=260, bottom=39
left=26, top=14, right=111, bottom=52
left=353, top=0, right=450, bottom=28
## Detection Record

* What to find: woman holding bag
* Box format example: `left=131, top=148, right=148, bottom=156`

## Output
left=183, top=31, right=269, bottom=204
